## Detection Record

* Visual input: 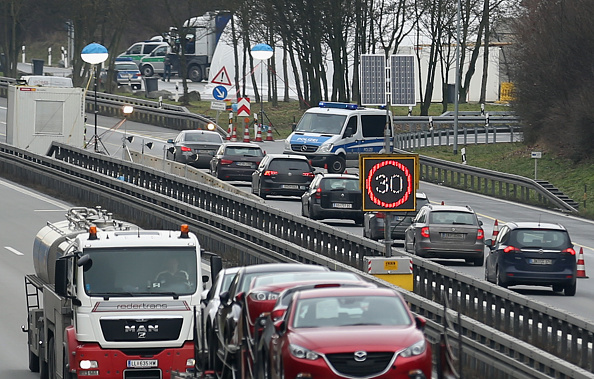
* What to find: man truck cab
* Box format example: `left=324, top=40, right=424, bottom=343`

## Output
left=283, top=102, right=393, bottom=173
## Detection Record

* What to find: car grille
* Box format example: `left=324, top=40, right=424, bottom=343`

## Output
left=291, top=144, right=318, bottom=153
left=325, top=351, right=395, bottom=377
left=100, top=318, right=183, bottom=342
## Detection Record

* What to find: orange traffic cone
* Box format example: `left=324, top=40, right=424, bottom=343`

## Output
left=266, top=122, right=274, bottom=141
left=577, top=247, right=588, bottom=279
left=243, top=123, right=251, bottom=142
left=491, top=219, right=499, bottom=246
left=255, top=123, right=263, bottom=142
left=230, top=125, right=237, bottom=142
left=226, top=112, right=233, bottom=140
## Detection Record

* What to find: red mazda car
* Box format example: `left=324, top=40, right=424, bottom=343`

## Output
left=266, top=287, right=432, bottom=379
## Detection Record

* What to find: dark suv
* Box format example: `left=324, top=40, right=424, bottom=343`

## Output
left=484, top=222, right=577, bottom=296
left=251, top=154, right=315, bottom=199
left=404, top=204, right=485, bottom=266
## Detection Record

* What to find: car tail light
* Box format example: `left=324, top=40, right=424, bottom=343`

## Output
left=314, top=187, right=322, bottom=199
left=563, top=248, right=576, bottom=256
left=221, top=159, right=233, bottom=165
left=375, top=212, right=385, bottom=219
left=503, top=245, right=520, bottom=253
left=421, top=227, right=429, bottom=238
left=263, top=170, right=278, bottom=176
left=180, top=146, right=192, bottom=152
left=135, top=73, right=141, bottom=78
left=271, top=308, right=286, bottom=321
left=477, top=228, right=484, bottom=240
left=303, top=172, right=315, bottom=178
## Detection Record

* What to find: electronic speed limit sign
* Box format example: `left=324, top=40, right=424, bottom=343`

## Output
left=359, top=154, right=419, bottom=212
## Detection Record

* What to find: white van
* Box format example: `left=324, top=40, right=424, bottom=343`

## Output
left=283, top=102, right=393, bottom=173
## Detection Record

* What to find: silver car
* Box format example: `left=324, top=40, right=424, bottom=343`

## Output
left=404, top=204, right=485, bottom=266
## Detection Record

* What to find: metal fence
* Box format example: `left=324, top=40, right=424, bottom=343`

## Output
left=0, top=140, right=591, bottom=378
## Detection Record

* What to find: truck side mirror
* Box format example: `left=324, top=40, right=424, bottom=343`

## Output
left=55, top=258, right=69, bottom=298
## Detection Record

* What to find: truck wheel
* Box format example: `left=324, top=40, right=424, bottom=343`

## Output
left=188, top=66, right=203, bottom=82
left=141, top=65, right=154, bottom=77
left=328, top=156, right=346, bottom=173
left=29, top=350, right=40, bottom=372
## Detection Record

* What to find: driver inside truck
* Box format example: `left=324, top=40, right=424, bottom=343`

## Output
left=155, top=256, right=190, bottom=287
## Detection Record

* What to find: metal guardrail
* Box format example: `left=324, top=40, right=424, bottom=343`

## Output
left=0, top=141, right=591, bottom=378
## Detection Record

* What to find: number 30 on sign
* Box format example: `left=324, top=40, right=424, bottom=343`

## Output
left=359, top=154, right=419, bottom=212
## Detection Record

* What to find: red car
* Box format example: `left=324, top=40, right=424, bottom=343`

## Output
left=265, top=287, right=432, bottom=379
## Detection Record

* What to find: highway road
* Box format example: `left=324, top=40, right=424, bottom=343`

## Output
left=2, top=96, right=594, bottom=377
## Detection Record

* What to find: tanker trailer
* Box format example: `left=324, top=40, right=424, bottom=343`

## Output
left=23, top=206, right=206, bottom=379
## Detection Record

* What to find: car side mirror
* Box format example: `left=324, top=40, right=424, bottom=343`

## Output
left=415, top=316, right=426, bottom=331
left=479, top=220, right=483, bottom=226
left=275, top=320, right=286, bottom=335
left=219, top=291, right=230, bottom=304
left=484, top=238, right=493, bottom=246
left=167, top=138, right=174, bottom=144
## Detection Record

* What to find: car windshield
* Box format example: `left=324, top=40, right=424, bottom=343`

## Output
left=83, top=246, right=197, bottom=297
left=293, top=295, right=411, bottom=328
left=429, top=211, right=477, bottom=225
left=184, top=132, right=222, bottom=143
left=116, top=63, right=138, bottom=71
left=294, top=113, right=347, bottom=134
left=225, top=147, right=263, bottom=157
left=510, top=229, right=570, bottom=249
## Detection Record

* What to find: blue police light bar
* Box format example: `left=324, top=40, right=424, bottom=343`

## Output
left=318, top=101, right=359, bottom=110
left=115, top=57, right=134, bottom=62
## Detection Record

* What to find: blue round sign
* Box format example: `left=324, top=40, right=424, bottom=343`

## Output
left=213, top=85, right=228, bottom=100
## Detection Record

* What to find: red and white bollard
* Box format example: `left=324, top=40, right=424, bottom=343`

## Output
left=243, top=121, right=251, bottom=143
left=266, top=122, right=274, bottom=141
left=226, top=112, right=233, bottom=140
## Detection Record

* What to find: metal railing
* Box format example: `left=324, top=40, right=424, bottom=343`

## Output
left=0, top=140, right=591, bottom=378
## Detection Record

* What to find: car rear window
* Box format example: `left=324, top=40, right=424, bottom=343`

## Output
left=321, top=178, right=359, bottom=191
left=429, top=211, right=477, bottom=225
left=226, top=147, right=263, bottom=157
left=184, top=133, right=222, bottom=143
left=510, top=229, right=570, bottom=249
left=269, top=159, right=310, bottom=172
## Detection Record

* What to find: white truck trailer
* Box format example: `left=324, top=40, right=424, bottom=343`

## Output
left=23, top=207, right=206, bottom=379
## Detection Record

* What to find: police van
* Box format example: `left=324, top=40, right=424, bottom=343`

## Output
left=283, top=102, right=393, bottom=173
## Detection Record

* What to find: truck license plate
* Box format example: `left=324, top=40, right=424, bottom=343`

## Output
left=332, top=203, right=353, bottom=209
left=127, top=359, right=158, bottom=368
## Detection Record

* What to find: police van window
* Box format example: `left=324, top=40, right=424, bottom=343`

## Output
left=343, top=117, right=357, bottom=138
left=153, top=46, right=167, bottom=56
left=361, top=115, right=388, bottom=138
left=128, top=44, right=142, bottom=54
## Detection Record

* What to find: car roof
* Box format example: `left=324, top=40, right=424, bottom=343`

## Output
left=240, top=263, right=328, bottom=274
left=249, top=271, right=365, bottom=291
left=423, top=204, right=475, bottom=213
left=221, top=142, right=262, bottom=148
left=504, top=221, right=567, bottom=231
left=265, top=153, right=309, bottom=160
left=318, top=173, right=359, bottom=180
left=295, top=286, right=401, bottom=300
left=182, top=129, right=220, bottom=135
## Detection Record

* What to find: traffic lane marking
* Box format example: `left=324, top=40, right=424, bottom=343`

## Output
left=5, top=247, right=23, bottom=256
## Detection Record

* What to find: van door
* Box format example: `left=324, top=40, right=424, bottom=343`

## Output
left=341, top=116, right=360, bottom=162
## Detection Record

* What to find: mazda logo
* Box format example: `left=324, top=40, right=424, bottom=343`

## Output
left=301, top=145, right=308, bottom=152
left=354, top=351, right=367, bottom=362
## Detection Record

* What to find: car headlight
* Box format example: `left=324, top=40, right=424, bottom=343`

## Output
left=400, top=339, right=426, bottom=358
left=284, top=139, right=291, bottom=150
left=318, top=143, right=333, bottom=153
left=289, top=343, right=320, bottom=360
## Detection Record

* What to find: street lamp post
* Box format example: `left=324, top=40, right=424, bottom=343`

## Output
left=250, top=43, right=273, bottom=133
left=122, top=105, right=134, bottom=161
left=81, top=43, right=108, bottom=153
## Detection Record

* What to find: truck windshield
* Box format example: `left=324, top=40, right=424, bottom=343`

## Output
left=294, top=113, right=347, bottom=135
left=83, top=247, right=198, bottom=297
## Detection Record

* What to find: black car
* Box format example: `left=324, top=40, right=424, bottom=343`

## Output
left=363, top=191, right=430, bottom=240
left=166, top=129, right=223, bottom=168
left=209, top=142, right=265, bottom=181
left=212, top=263, right=329, bottom=374
left=300, top=173, right=363, bottom=225
left=251, top=154, right=315, bottom=199
left=484, top=221, right=577, bottom=296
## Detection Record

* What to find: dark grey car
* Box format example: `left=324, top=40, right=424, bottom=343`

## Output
left=166, top=130, right=223, bottom=168
left=484, top=222, right=577, bottom=296
left=363, top=192, right=429, bottom=240
left=404, top=204, right=485, bottom=266
left=251, top=154, right=315, bottom=199
left=209, top=142, right=264, bottom=181
left=300, top=173, right=364, bottom=225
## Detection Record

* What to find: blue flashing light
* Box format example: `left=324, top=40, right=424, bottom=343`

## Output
left=318, top=101, right=358, bottom=110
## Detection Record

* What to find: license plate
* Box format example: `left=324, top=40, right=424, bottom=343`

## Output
left=198, top=149, right=213, bottom=154
left=127, top=359, right=158, bottom=368
left=236, top=162, right=253, bottom=167
left=332, top=203, right=353, bottom=209
left=529, top=258, right=553, bottom=265
left=282, top=184, right=298, bottom=189
left=441, top=233, right=464, bottom=239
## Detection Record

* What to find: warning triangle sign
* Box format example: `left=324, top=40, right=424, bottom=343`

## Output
left=211, top=67, right=232, bottom=86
